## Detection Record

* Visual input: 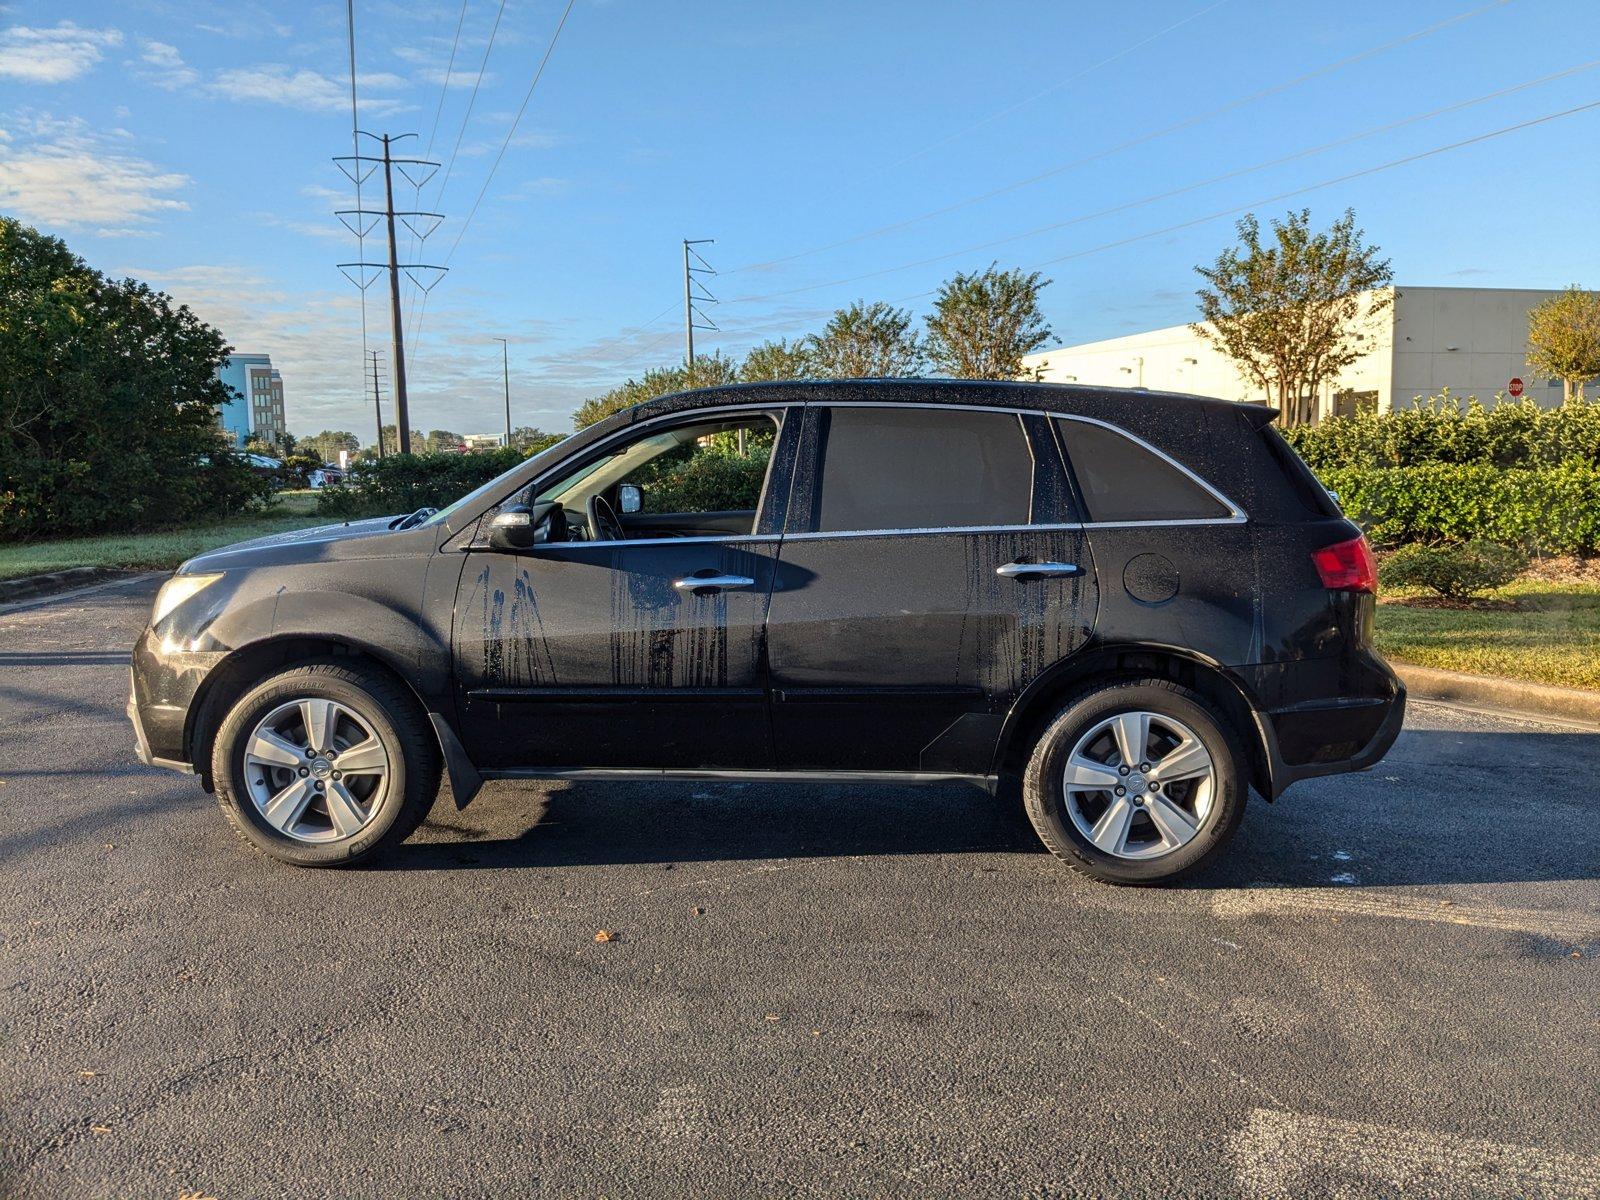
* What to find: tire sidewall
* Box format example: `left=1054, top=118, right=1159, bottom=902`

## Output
left=213, top=670, right=413, bottom=867
left=1027, top=683, right=1244, bottom=884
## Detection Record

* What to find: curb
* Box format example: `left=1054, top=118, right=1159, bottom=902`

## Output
left=0, top=566, right=121, bottom=604
left=1395, top=662, right=1600, bottom=729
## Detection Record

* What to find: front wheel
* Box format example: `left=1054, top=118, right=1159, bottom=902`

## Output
left=211, top=661, right=441, bottom=867
left=1022, top=679, right=1247, bottom=885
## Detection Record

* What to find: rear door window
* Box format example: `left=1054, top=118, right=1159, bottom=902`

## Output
left=802, top=407, right=1039, bottom=533
left=1055, top=418, right=1231, bottom=523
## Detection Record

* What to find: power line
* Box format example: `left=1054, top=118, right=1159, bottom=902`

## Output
left=345, top=0, right=370, bottom=415
left=426, top=0, right=471, bottom=158
left=441, top=0, right=578, bottom=265
left=724, top=0, right=1514, bottom=278
left=834, top=98, right=1599, bottom=310
left=860, top=0, right=1235, bottom=185
left=724, top=60, right=1600, bottom=305
left=414, top=0, right=578, bottom=367
left=432, top=0, right=508, bottom=212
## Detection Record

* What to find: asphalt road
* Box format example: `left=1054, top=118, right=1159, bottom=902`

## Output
left=2, top=575, right=1597, bottom=1199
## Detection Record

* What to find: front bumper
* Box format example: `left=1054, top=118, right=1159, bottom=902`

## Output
left=128, top=668, right=194, bottom=774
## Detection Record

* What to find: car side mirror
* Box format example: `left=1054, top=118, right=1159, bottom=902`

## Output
left=617, top=483, right=642, bottom=515
left=488, top=502, right=565, bottom=552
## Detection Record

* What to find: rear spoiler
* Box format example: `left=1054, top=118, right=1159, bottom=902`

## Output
left=1238, top=404, right=1279, bottom=430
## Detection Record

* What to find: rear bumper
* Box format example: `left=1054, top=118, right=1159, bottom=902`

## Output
left=1248, top=653, right=1406, bottom=798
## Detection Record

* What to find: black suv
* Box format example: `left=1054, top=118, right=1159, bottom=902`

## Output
left=129, top=380, right=1403, bottom=883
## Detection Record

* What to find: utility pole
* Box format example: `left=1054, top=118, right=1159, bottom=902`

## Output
left=682, top=238, right=717, bottom=386
left=335, top=131, right=447, bottom=457
left=493, top=337, right=511, bottom=447
left=368, top=349, right=386, bottom=457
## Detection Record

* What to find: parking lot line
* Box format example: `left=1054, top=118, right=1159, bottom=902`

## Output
left=1211, top=887, right=1600, bottom=942
left=1230, top=1108, right=1600, bottom=1199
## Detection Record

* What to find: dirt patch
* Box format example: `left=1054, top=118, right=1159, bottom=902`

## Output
left=1378, top=595, right=1522, bottom=611
left=1523, top=555, right=1600, bottom=585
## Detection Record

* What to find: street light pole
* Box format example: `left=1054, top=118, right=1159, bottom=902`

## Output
left=493, top=337, right=510, bottom=447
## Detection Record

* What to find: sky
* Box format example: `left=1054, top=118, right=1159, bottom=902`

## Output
left=3, top=0, right=1599, bottom=439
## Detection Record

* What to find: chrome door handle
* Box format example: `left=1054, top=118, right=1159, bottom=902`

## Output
left=673, top=574, right=755, bottom=593
left=996, top=561, right=1082, bottom=579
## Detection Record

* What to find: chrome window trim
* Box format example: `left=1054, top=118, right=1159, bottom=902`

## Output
left=477, top=395, right=1248, bottom=543
left=1049, top=410, right=1246, bottom=525
left=795, top=400, right=1247, bottom=535
left=783, top=521, right=1083, bottom=542
left=524, top=532, right=781, bottom=551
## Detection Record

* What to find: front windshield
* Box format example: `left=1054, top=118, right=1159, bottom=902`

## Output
left=420, top=429, right=583, bottom=527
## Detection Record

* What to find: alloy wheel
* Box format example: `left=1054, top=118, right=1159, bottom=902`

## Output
left=1061, top=710, right=1216, bottom=860
left=241, top=697, right=390, bottom=843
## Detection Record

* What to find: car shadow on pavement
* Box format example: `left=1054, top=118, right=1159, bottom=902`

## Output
left=381, top=777, right=1045, bottom=872
left=379, top=729, right=1600, bottom=888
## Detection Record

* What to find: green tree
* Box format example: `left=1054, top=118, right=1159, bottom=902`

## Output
left=425, top=429, right=465, bottom=453
left=924, top=265, right=1053, bottom=380
left=738, top=338, right=812, bottom=382
left=1527, top=285, right=1600, bottom=404
left=1192, top=208, right=1393, bottom=427
left=807, top=301, right=923, bottom=379
left=374, top=425, right=426, bottom=455
left=572, top=353, right=737, bottom=429
left=510, top=426, right=566, bottom=455
left=301, top=430, right=361, bottom=463
left=0, top=217, right=269, bottom=538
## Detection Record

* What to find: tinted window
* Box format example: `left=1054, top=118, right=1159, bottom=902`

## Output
left=811, top=407, right=1035, bottom=533
left=1056, top=418, right=1230, bottom=522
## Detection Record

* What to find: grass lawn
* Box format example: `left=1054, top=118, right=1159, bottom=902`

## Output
left=0, top=491, right=330, bottom=581
left=1376, top=577, right=1600, bottom=691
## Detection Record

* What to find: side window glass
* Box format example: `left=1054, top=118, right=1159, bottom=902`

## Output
left=618, top=416, right=777, bottom=518
left=807, top=407, right=1037, bottom=534
left=1055, top=418, right=1230, bottom=523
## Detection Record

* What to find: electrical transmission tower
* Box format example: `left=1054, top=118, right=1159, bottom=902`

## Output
left=682, top=238, right=718, bottom=385
left=367, top=349, right=387, bottom=457
left=335, top=131, right=448, bottom=456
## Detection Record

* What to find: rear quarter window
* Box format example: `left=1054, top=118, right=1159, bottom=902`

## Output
left=1054, top=418, right=1231, bottom=523
left=1257, top=425, right=1342, bottom=518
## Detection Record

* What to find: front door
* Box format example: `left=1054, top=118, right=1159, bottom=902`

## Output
left=453, top=407, right=797, bottom=771
left=764, top=404, right=1098, bottom=774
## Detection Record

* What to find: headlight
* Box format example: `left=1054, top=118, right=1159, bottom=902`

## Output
left=151, top=573, right=222, bottom=625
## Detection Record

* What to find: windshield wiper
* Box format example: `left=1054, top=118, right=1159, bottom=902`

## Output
left=391, top=506, right=438, bottom=531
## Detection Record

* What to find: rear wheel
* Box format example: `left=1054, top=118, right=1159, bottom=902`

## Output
left=211, top=661, right=440, bottom=866
left=1022, top=679, right=1246, bottom=884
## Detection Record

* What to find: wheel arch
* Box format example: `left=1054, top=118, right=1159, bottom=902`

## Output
left=185, top=634, right=473, bottom=800
left=994, top=643, right=1277, bottom=799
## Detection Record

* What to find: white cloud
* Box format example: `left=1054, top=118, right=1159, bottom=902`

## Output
left=0, top=113, right=188, bottom=230
left=210, top=64, right=409, bottom=114
left=133, top=40, right=409, bottom=114
left=0, top=21, right=120, bottom=83
left=138, top=39, right=199, bottom=89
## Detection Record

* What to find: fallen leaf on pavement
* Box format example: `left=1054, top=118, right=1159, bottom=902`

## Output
left=594, top=930, right=615, bottom=943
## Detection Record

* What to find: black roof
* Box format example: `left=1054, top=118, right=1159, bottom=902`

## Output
left=630, top=377, right=1277, bottom=428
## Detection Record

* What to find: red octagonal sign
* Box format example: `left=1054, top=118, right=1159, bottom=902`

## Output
left=1509, top=377, right=1525, bottom=397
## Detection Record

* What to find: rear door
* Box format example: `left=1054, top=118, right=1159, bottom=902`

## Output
left=764, top=403, right=1098, bottom=774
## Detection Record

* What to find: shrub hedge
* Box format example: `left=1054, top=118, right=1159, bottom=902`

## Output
left=316, top=448, right=525, bottom=519
left=1378, top=539, right=1527, bottom=598
left=1283, top=395, right=1600, bottom=472
left=1321, top=463, right=1600, bottom=554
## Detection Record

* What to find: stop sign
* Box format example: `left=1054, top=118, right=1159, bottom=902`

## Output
left=1509, top=377, right=1524, bottom=397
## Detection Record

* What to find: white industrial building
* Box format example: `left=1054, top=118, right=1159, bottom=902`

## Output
left=1022, top=286, right=1589, bottom=419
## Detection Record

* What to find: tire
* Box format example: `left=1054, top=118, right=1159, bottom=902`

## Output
left=211, top=661, right=441, bottom=867
left=1022, top=678, right=1247, bottom=885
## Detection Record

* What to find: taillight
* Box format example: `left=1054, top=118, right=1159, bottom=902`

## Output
left=1311, top=535, right=1377, bottom=593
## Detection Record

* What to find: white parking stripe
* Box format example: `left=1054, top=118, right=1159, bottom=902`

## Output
left=1211, top=888, right=1599, bottom=942
left=1231, top=1108, right=1600, bottom=1199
